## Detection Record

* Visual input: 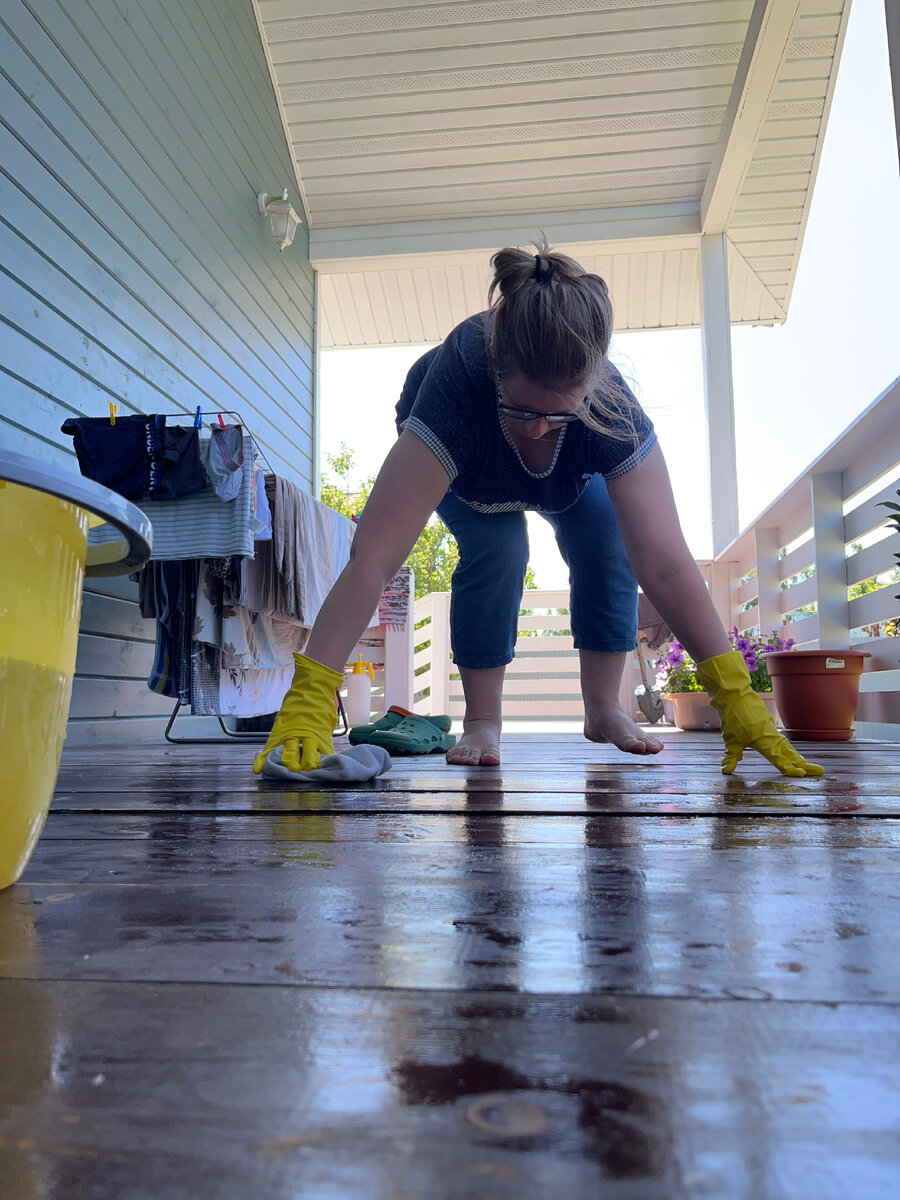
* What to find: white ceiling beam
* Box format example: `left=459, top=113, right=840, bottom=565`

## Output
left=700, top=0, right=802, bottom=236
left=309, top=204, right=700, bottom=270
left=313, top=236, right=701, bottom=278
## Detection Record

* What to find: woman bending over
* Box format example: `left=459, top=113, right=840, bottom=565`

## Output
left=255, top=240, right=822, bottom=780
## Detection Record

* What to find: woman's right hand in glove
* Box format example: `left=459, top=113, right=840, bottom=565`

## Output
left=253, top=652, right=343, bottom=775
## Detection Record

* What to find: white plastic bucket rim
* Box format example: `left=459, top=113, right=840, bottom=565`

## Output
left=0, top=447, right=152, bottom=576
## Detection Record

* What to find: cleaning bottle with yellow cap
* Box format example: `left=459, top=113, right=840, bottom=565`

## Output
left=345, top=655, right=375, bottom=727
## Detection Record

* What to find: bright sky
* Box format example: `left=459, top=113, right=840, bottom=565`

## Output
left=320, top=0, right=900, bottom=589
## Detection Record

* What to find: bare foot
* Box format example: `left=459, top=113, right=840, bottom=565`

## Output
left=585, top=706, right=664, bottom=755
left=445, top=718, right=502, bottom=766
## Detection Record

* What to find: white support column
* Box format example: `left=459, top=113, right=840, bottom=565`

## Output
left=699, top=234, right=740, bottom=556
left=753, top=526, right=782, bottom=635
left=886, top=0, right=900, bottom=170
left=810, top=471, right=850, bottom=648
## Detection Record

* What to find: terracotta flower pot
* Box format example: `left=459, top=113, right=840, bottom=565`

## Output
left=666, top=691, right=780, bottom=732
left=763, top=649, right=871, bottom=741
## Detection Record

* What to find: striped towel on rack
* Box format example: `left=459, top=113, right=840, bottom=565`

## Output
left=90, top=434, right=258, bottom=561
left=377, top=565, right=412, bottom=630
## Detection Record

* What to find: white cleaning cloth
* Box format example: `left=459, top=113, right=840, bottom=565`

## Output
left=261, top=742, right=392, bottom=784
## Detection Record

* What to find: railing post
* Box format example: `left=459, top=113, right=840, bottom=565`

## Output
left=619, top=652, right=639, bottom=720
left=810, top=471, right=849, bottom=647
left=429, top=592, right=452, bottom=714
left=754, top=526, right=782, bottom=635
left=384, top=615, right=415, bottom=715
left=708, top=559, right=735, bottom=631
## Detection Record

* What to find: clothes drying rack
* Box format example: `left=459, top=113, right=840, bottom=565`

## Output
left=178, top=408, right=277, bottom=474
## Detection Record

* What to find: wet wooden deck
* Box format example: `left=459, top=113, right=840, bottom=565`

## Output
left=2, top=732, right=900, bottom=1198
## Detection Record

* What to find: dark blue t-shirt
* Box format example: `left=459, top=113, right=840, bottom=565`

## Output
left=395, top=313, right=656, bottom=514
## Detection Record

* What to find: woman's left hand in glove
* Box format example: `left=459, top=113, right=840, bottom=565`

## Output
left=696, top=650, right=825, bottom=777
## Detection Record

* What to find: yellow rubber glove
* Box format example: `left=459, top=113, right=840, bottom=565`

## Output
left=696, top=650, right=825, bottom=777
left=253, top=652, right=343, bottom=775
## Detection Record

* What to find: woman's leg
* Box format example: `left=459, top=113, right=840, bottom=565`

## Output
left=437, top=492, right=529, bottom=765
left=578, top=649, right=662, bottom=754
left=449, top=665, right=506, bottom=767
left=544, top=476, right=663, bottom=755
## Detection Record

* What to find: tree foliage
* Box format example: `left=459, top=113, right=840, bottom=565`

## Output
left=319, top=445, right=539, bottom=599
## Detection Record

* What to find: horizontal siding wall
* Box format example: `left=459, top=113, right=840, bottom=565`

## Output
left=0, top=0, right=315, bottom=743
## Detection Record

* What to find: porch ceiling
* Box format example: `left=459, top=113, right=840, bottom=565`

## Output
left=255, top=0, right=851, bottom=348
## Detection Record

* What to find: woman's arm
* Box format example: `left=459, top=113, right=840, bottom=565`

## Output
left=607, top=445, right=823, bottom=777
left=605, top=443, right=731, bottom=660
left=254, top=431, right=451, bottom=776
left=304, top=429, right=452, bottom=670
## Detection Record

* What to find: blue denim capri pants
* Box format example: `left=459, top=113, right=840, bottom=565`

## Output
left=436, top=474, right=639, bottom=669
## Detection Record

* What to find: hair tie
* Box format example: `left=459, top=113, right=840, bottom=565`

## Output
left=532, top=255, right=555, bottom=283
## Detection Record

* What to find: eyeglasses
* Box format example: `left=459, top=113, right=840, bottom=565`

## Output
left=498, top=404, right=579, bottom=425
left=496, top=376, right=582, bottom=425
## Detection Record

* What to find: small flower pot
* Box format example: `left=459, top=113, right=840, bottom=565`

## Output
left=763, top=649, right=871, bottom=740
left=667, top=691, right=780, bottom=731
left=667, top=692, right=721, bottom=730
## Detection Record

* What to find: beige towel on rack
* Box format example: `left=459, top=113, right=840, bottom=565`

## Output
left=241, top=475, right=354, bottom=625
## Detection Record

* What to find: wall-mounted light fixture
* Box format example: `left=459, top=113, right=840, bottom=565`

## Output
left=257, top=188, right=302, bottom=252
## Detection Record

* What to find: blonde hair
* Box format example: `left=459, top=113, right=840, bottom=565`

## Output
left=488, top=235, right=640, bottom=443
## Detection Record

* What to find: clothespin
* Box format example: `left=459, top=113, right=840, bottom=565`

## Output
left=216, top=412, right=226, bottom=429
left=194, top=406, right=203, bottom=429
left=109, top=402, right=117, bottom=426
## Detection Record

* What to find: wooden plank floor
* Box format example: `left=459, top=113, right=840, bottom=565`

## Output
left=2, top=731, right=900, bottom=1199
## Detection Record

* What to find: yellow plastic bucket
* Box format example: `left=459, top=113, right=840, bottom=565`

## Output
left=0, top=449, right=151, bottom=889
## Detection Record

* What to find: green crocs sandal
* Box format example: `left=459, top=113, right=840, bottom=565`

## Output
left=369, top=714, right=457, bottom=755
left=349, top=705, right=452, bottom=746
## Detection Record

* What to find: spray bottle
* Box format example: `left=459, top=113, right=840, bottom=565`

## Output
left=345, top=655, right=375, bottom=726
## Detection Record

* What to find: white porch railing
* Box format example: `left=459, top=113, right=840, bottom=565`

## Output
left=413, top=377, right=900, bottom=740
left=700, top=376, right=900, bottom=741
left=413, top=589, right=594, bottom=723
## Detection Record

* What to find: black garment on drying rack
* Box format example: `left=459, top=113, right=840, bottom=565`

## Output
left=61, top=414, right=205, bottom=502
left=158, top=425, right=205, bottom=500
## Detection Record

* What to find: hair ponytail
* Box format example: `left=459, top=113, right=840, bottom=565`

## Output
left=488, top=235, right=640, bottom=444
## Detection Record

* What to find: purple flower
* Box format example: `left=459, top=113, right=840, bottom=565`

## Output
left=729, top=626, right=755, bottom=655
left=761, top=632, right=795, bottom=654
